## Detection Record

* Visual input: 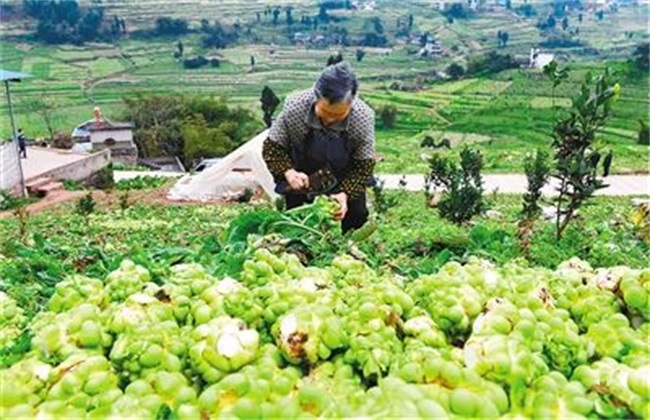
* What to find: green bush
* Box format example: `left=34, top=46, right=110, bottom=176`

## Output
left=426, top=147, right=485, bottom=225
left=123, top=95, right=260, bottom=166
left=466, top=51, right=519, bottom=76
left=90, top=164, right=115, bottom=191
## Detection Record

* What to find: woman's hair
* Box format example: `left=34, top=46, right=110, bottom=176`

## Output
left=314, top=61, right=358, bottom=104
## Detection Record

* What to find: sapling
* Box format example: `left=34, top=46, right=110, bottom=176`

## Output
left=549, top=68, right=619, bottom=239
left=518, top=149, right=550, bottom=256
left=425, top=147, right=485, bottom=224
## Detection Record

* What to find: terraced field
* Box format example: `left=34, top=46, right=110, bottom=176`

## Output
left=0, top=1, right=647, bottom=174
left=370, top=64, right=649, bottom=174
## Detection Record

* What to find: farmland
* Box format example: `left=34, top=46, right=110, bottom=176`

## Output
left=1, top=186, right=650, bottom=417
left=0, top=0, right=648, bottom=173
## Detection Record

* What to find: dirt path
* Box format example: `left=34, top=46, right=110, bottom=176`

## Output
left=0, top=190, right=87, bottom=219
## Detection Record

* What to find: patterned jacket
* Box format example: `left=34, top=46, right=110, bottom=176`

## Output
left=262, top=88, right=375, bottom=198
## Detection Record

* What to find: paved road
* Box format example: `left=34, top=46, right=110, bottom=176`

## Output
left=376, top=174, right=650, bottom=196
left=120, top=169, right=649, bottom=197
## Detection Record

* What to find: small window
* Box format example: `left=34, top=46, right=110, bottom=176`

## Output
left=105, top=138, right=116, bottom=146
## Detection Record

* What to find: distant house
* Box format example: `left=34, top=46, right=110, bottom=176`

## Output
left=350, top=0, right=376, bottom=10
left=418, top=36, right=445, bottom=57
left=293, top=32, right=312, bottom=45
left=529, top=48, right=555, bottom=69
left=72, top=107, right=137, bottom=164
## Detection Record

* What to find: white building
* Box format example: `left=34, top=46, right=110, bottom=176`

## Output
left=72, top=108, right=137, bottom=163
left=530, top=48, right=555, bottom=69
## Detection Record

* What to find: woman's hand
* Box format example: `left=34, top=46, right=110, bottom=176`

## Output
left=285, top=169, right=310, bottom=191
left=330, top=192, right=348, bottom=221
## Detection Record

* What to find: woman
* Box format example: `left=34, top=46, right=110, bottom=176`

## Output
left=262, top=62, right=375, bottom=233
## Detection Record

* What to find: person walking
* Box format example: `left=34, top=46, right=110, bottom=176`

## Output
left=16, top=128, right=27, bottom=159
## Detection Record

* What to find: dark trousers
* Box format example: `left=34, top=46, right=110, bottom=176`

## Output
left=285, top=192, right=369, bottom=234
left=19, top=145, right=26, bottom=158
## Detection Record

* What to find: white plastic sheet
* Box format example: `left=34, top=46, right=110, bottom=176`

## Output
left=167, top=130, right=278, bottom=201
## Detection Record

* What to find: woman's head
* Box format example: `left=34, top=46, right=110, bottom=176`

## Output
left=314, top=62, right=358, bottom=126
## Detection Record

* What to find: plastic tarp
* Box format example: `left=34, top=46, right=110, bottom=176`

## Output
left=167, top=129, right=278, bottom=201
left=0, top=141, right=21, bottom=192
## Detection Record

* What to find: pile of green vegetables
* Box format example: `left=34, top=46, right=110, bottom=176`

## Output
left=1, top=197, right=649, bottom=419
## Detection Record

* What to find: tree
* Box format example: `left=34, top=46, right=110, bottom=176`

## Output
left=201, top=22, right=239, bottom=49
left=78, top=7, right=104, bottom=41
left=272, top=7, right=281, bottom=26
left=518, top=149, right=550, bottom=257
left=361, top=32, right=388, bottom=47
left=327, top=52, right=344, bottom=66
left=501, top=31, right=510, bottom=48
left=379, top=105, right=397, bottom=129
left=123, top=95, right=185, bottom=158
left=638, top=120, right=650, bottom=145
left=408, top=14, right=414, bottom=30
left=371, top=17, right=384, bottom=34
left=543, top=60, right=569, bottom=112
left=183, top=56, right=209, bottom=69
left=26, top=0, right=111, bottom=44
left=123, top=95, right=259, bottom=164
left=260, top=86, right=281, bottom=128
left=516, top=4, right=536, bottom=18
left=578, top=13, right=583, bottom=23
left=285, top=7, right=294, bottom=26
left=356, top=49, right=366, bottom=62
left=466, top=51, right=519, bottom=76
left=547, top=15, right=557, bottom=28
left=497, top=30, right=509, bottom=48
left=632, top=43, right=649, bottom=72
left=425, top=147, right=485, bottom=224
left=182, top=115, right=235, bottom=166
left=23, top=94, right=62, bottom=141
left=596, top=10, right=604, bottom=20
left=110, top=15, right=122, bottom=39
left=200, top=19, right=210, bottom=32
left=318, top=5, right=330, bottom=23
left=548, top=67, right=619, bottom=239
left=521, top=149, right=550, bottom=219
left=505, top=0, right=512, bottom=10
left=155, top=17, right=189, bottom=36
left=419, top=32, right=429, bottom=47
left=562, top=16, right=569, bottom=31
left=442, top=3, right=469, bottom=19
left=446, top=63, right=465, bottom=80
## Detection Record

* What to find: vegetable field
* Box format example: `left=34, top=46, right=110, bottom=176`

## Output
left=1, top=191, right=649, bottom=418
